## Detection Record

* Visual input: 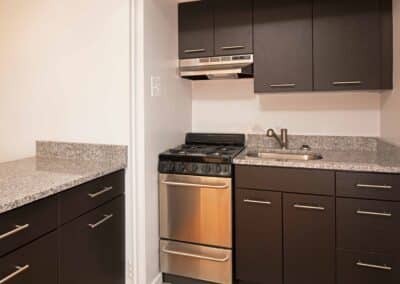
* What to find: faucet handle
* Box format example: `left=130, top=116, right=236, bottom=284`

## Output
left=266, top=128, right=275, bottom=137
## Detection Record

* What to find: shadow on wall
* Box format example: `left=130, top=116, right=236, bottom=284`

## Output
left=192, top=79, right=382, bottom=111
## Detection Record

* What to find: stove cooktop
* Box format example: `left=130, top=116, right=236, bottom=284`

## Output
left=159, top=133, right=245, bottom=177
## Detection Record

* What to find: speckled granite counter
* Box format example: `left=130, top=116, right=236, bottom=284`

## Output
left=0, top=141, right=127, bottom=214
left=234, top=135, right=400, bottom=174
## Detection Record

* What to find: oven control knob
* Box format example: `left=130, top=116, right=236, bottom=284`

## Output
left=185, top=163, right=194, bottom=173
left=175, top=162, right=184, bottom=172
left=203, top=164, right=211, bottom=174
left=192, top=164, right=198, bottom=172
left=215, top=165, right=222, bottom=173
left=159, top=161, right=172, bottom=173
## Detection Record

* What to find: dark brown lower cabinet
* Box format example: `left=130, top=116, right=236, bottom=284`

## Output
left=337, top=250, right=400, bottom=284
left=337, top=198, right=400, bottom=253
left=283, top=194, right=335, bottom=284
left=235, top=189, right=283, bottom=284
left=59, top=196, right=125, bottom=284
left=0, top=232, right=57, bottom=284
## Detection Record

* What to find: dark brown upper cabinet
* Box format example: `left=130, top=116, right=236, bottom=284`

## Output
left=313, top=0, right=393, bottom=91
left=214, top=0, right=253, bottom=56
left=254, top=0, right=313, bottom=93
left=178, top=1, right=214, bottom=59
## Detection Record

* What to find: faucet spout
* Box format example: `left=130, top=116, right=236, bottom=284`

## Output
left=266, top=128, right=288, bottom=149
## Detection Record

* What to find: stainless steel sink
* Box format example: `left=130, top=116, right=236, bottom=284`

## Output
left=247, top=151, right=323, bottom=161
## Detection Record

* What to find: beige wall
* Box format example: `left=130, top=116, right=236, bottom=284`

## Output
left=381, top=0, right=400, bottom=146
left=0, top=0, right=130, bottom=162
left=138, top=0, right=192, bottom=282
left=192, top=79, right=381, bottom=136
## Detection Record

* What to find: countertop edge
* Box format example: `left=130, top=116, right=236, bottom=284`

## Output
left=0, top=164, right=126, bottom=215
left=233, top=159, right=400, bottom=174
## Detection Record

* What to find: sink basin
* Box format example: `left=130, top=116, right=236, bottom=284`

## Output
left=247, top=151, right=323, bottom=161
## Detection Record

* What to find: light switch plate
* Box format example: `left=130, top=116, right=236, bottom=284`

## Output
left=151, top=76, right=162, bottom=97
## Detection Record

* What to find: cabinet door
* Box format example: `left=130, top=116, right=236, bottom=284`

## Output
left=283, top=194, right=335, bottom=284
left=214, top=0, right=253, bottom=56
left=313, top=0, right=381, bottom=90
left=59, top=196, right=125, bottom=284
left=179, top=1, right=214, bottom=59
left=0, top=232, right=57, bottom=284
left=254, top=0, right=313, bottom=93
left=235, top=189, right=282, bottom=284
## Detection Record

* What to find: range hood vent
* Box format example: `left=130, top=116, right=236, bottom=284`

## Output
left=179, top=54, right=253, bottom=80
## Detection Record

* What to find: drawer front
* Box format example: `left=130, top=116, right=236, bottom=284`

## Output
left=235, top=165, right=334, bottom=195
left=337, top=198, right=400, bottom=253
left=235, top=189, right=282, bottom=284
left=336, top=172, right=400, bottom=201
left=160, top=240, right=232, bottom=284
left=59, top=170, right=124, bottom=224
left=0, top=197, right=57, bottom=257
left=59, top=196, right=125, bottom=284
left=160, top=174, right=232, bottom=248
left=0, top=232, right=57, bottom=284
left=337, top=250, right=399, bottom=284
left=284, top=194, right=335, bottom=284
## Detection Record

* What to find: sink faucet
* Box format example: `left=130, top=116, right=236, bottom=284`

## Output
left=266, top=128, right=288, bottom=149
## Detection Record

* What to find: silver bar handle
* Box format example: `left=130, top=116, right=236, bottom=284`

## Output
left=244, top=199, right=272, bottom=205
left=356, top=261, right=392, bottom=271
left=0, top=265, right=30, bottom=284
left=270, top=83, right=297, bottom=88
left=184, top=49, right=206, bottom=54
left=356, top=210, right=392, bottom=217
left=88, top=186, right=113, bottom=198
left=221, top=45, right=245, bottom=50
left=162, top=181, right=229, bottom=189
left=88, top=214, right=113, bottom=229
left=356, top=184, right=392, bottom=190
left=294, top=204, right=325, bottom=211
left=0, top=224, right=30, bottom=241
left=332, top=81, right=362, bottom=86
left=162, top=248, right=230, bottom=263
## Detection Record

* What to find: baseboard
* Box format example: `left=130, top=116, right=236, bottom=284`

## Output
left=151, top=273, right=163, bottom=284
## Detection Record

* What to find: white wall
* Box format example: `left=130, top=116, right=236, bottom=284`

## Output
left=381, top=0, right=400, bottom=146
left=192, top=79, right=381, bottom=136
left=135, top=0, right=192, bottom=283
left=0, top=0, right=130, bottom=162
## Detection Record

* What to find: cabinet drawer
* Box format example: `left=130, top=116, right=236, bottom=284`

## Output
left=337, top=198, right=400, bottom=253
left=337, top=250, right=399, bottom=284
left=59, top=196, right=125, bottom=284
left=0, top=197, right=57, bottom=257
left=161, top=240, right=232, bottom=284
left=59, top=170, right=124, bottom=224
left=0, top=232, right=57, bottom=284
left=235, top=166, right=334, bottom=195
left=336, top=172, right=400, bottom=201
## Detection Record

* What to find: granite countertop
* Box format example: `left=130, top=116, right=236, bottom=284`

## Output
left=234, top=135, right=400, bottom=174
left=0, top=141, right=127, bottom=214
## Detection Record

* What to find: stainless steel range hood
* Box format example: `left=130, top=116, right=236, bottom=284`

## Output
left=179, top=54, right=253, bottom=80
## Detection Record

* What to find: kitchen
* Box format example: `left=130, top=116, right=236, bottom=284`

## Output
left=0, top=0, right=399, bottom=284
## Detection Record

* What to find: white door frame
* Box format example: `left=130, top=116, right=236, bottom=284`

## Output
left=129, top=0, right=147, bottom=283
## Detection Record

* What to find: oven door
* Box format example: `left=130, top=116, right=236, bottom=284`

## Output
left=159, top=173, right=232, bottom=248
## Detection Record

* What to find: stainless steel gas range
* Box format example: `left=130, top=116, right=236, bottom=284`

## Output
left=158, top=133, right=245, bottom=284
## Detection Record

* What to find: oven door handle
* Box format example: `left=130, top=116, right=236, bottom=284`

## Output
left=162, top=180, right=229, bottom=189
left=162, top=247, right=230, bottom=262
